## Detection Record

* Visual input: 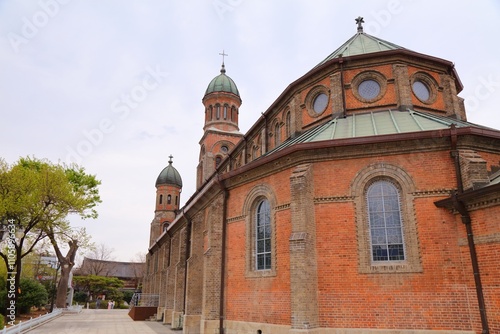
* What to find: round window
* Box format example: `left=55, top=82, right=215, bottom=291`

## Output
left=412, top=80, right=430, bottom=102
left=313, top=93, right=328, bottom=113
left=221, top=145, right=228, bottom=153
left=358, top=80, right=381, bottom=100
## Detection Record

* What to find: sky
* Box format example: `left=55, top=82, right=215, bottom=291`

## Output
left=1, top=1, right=499, bottom=262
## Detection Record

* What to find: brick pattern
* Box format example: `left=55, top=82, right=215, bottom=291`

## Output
left=289, top=164, right=319, bottom=329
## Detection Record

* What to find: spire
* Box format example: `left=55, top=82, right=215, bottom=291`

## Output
left=219, top=50, right=228, bottom=73
left=168, top=154, right=173, bottom=164
left=355, top=16, right=364, bottom=33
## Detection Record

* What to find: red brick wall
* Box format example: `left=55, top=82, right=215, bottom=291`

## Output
left=223, top=146, right=498, bottom=331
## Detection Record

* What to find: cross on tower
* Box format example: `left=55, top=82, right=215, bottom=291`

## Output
left=219, top=50, right=228, bottom=65
left=355, top=16, right=364, bottom=33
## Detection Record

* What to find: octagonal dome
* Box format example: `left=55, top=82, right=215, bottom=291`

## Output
left=204, top=64, right=240, bottom=97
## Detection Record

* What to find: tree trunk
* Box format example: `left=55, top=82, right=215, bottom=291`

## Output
left=55, top=263, right=72, bottom=308
left=51, top=238, right=79, bottom=308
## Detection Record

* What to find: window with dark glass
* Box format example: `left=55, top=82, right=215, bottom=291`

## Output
left=255, top=199, right=271, bottom=270
left=366, top=181, right=405, bottom=262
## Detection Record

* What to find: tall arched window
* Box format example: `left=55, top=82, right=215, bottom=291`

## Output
left=216, top=104, right=220, bottom=119
left=366, top=180, right=405, bottom=262
left=274, top=122, right=280, bottom=147
left=167, top=195, right=172, bottom=204
left=223, top=105, right=228, bottom=119
left=231, top=106, right=236, bottom=121
left=255, top=199, right=271, bottom=270
left=285, top=111, right=291, bottom=138
left=159, top=194, right=163, bottom=204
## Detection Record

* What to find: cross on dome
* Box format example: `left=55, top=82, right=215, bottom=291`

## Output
left=355, top=16, right=364, bottom=33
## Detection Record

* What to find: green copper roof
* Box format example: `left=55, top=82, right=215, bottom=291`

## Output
left=204, top=64, right=240, bottom=97
left=315, top=31, right=405, bottom=68
left=156, top=156, right=182, bottom=188
left=270, top=109, right=479, bottom=153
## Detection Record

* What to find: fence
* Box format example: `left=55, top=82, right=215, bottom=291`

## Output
left=1, top=309, right=63, bottom=333
left=129, top=293, right=159, bottom=308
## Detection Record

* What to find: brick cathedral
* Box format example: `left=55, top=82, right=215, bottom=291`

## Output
left=141, top=19, right=500, bottom=333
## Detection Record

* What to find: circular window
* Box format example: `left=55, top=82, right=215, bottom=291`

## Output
left=358, top=80, right=381, bottom=100
left=313, top=93, right=328, bottom=113
left=221, top=145, right=228, bottom=153
left=412, top=80, right=431, bottom=102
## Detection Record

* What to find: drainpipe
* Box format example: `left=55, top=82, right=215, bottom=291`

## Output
left=339, top=56, right=347, bottom=119
left=449, top=125, right=489, bottom=334
left=217, top=176, right=229, bottom=334
left=182, top=211, right=192, bottom=316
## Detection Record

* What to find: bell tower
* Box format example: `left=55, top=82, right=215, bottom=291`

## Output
left=150, top=155, right=182, bottom=246
left=197, top=53, right=243, bottom=189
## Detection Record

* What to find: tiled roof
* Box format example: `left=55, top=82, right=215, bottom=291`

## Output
left=78, top=258, right=144, bottom=279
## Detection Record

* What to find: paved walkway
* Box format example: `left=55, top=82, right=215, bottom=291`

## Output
left=25, top=309, right=177, bottom=334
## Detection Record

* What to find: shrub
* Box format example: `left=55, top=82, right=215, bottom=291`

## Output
left=18, top=278, right=48, bottom=314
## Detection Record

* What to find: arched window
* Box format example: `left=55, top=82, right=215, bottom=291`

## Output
left=255, top=199, right=271, bottom=270
left=274, top=122, right=280, bottom=147
left=215, top=156, right=222, bottom=168
left=167, top=195, right=171, bottom=204
left=366, top=181, right=405, bottom=262
left=351, top=163, right=422, bottom=273
left=231, top=106, right=236, bottom=121
left=285, top=111, right=291, bottom=138
left=216, top=104, right=220, bottom=119
left=175, top=196, right=178, bottom=205
left=223, top=105, right=228, bottom=119
left=159, top=194, right=163, bottom=204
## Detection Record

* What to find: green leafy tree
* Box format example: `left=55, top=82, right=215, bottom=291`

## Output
left=72, top=275, right=124, bottom=304
left=0, top=157, right=101, bottom=311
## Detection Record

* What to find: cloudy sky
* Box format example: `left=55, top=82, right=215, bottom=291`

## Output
left=1, top=1, right=499, bottom=262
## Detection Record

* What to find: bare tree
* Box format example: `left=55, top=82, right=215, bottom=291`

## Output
left=130, top=252, right=146, bottom=290
left=79, top=243, right=116, bottom=276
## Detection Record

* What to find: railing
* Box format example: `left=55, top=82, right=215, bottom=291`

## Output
left=129, top=293, right=159, bottom=308
left=1, top=309, right=63, bottom=333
